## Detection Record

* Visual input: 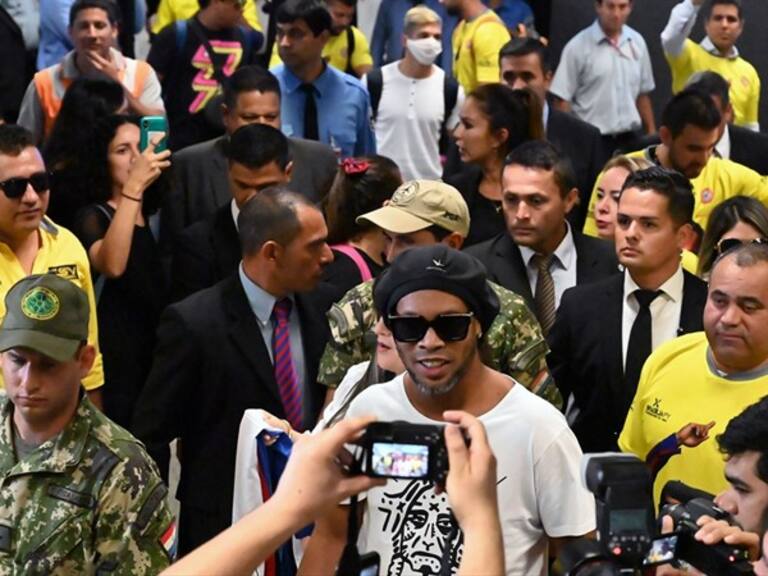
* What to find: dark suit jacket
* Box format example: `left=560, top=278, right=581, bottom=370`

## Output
left=547, top=108, right=606, bottom=230
left=465, top=231, right=619, bottom=312
left=162, top=135, right=338, bottom=243
left=0, top=6, right=26, bottom=122
left=170, top=203, right=239, bottom=302
left=547, top=270, right=708, bottom=453
left=132, top=275, right=331, bottom=553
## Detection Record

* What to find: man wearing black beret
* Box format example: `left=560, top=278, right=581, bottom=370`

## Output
left=301, top=245, right=596, bottom=575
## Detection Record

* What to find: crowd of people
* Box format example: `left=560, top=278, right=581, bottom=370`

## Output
left=0, top=0, right=767, bottom=574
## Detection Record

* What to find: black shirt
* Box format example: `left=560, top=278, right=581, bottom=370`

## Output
left=446, top=166, right=505, bottom=247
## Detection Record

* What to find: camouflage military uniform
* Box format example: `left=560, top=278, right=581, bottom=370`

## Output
left=319, top=279, right=563, bottom=408
left=0, top=393, right=175, bottom=575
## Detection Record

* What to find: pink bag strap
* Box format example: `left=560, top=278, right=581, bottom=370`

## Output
left=330, top=244, right=373, bottom=282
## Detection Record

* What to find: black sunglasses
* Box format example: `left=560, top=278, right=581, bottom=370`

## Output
left=387, top=313, right=474, bottom=343
left=0, top=172, right=50, bottom=199
left=716, top=237, right=768, bottom=256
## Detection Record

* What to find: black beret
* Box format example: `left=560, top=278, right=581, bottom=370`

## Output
left=374, top=245, right=500, bottom=333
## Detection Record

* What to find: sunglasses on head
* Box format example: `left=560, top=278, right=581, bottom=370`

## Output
left=715, top=237, right=768, bottom=256
left=0, top=172, right=50, bottom=199
left=387, top=313, right=474, bottom=343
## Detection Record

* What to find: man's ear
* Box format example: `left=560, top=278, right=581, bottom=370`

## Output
left=262, top=240, right=283, bottom=263
left=285, top=161, right=294, bottom=181
left=564, top=187, right=580, bottom=215
left=443, top=232, right=465, bottom=251
left=659, top=126, right=673, bottom=148
left=77, top=345, right=97, bottom=379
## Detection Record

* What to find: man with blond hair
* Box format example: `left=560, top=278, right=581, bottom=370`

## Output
left=363, top=6, right=464, bottom=180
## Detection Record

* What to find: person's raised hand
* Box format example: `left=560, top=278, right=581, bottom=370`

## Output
left=123, top=135, right=171, bottom=200
left=84, top=50, right=122, bottom=84
left=693, top=515, right=760, bottom=560
left=675, top=421, right=715, bottom=448
left=655, top=516, right=705, bottom=576
left=271, top=415, right=386, bottom=526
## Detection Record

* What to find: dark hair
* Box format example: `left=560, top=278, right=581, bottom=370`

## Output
left=686, top=71, right=731, bottom=109
left=223, top=65, right=281, bottom=109
left=697, top=197, right=768, bottom=276
left=620, top=166, right=695, bottom=227
left=83, top=115, right=139, bottom=203
left=661, top=89, right=722, bottom=138
left=198, top=0, right=212, bottom=9
left=69, top=0, right=119, bottom=26
left=498, top=37, right=550, bottom=73
left=238, top=185, right=316, bottom=254
left=225, top=124, right=291, bottom=171
left=44, top=78, right=125, bottom=168
left=705, top=0, right=742, bottom=20
left=717, top=395, right=768, bottom=483
left=276, top=0, right=332, bottom=35
left=0, top=125, right=35, bottom=157
left=325, top=156, right=402, bottom=245
left=504, top=140, right=576, bottom=197
left=327, top=0, right=357, bottom=6
left=467, top=84, right=544, bottom=160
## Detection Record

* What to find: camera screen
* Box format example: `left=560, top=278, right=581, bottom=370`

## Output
left=643, top=534, right=678, bottom=566
left=371, top=442, right=429, bottom=478
left=609, top=509, right=648, bottom=532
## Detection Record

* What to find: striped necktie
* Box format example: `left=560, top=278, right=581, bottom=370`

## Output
left=533, top=254, right=556, bottom=335
left=271, top=298, right=303, bottom=430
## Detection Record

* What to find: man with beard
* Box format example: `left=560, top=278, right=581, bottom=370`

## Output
left=582, top=88, right=768, bottom=236
left=299, top=245, right=596, bottom=575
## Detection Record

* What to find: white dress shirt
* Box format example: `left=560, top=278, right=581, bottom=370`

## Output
left=621, top=266, right=685, bottom=370
left=519, top=223, right=577, bottom=310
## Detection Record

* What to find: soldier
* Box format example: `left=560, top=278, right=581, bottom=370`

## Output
left=0, top=274, right=175, bottom=574
left=318, top=179, right=561, bottom=408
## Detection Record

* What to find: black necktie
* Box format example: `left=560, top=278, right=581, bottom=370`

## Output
left=300, top=83, right=319, bottom=141
left=624, top=289, right=663, bottom=405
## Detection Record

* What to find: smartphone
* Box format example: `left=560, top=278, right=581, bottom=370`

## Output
left=139, top=116, right=168, bottom=152
left=642, top=533, right=679, bottom=567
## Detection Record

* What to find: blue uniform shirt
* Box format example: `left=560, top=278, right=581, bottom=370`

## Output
left=272, top=63, right=376, bottom=158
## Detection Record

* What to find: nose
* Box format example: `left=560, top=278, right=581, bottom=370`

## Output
left=720, top=304, right=741, bottom=327
left=596, top=196, right=610, bottom=215
left=418, top=327, right=445, bottom=350
left=321, top=243, right=334, bottom=265
left=514, top=201, right=530, bottom=221
left=714, top=490, right=737, bottom=515
left=20, top=181, right=39, bottom=204
left=512, top=78, right=527, bottom=91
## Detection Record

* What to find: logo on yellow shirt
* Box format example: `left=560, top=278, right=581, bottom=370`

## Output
left=645, top=398, right=671, bottom=422
left=47, top=264, right=79, bottom=280
left=700, top=188, right=714, bottom=204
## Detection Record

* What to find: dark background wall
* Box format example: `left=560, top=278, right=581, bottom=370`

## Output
left=547, top=0, right=768, bottom=131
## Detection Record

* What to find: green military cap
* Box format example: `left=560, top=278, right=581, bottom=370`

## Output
left=0, top=274, right=89, bottom=361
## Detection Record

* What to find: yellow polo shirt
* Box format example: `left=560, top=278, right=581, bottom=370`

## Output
left=270, top=26, right=372, bottom=74
left=152, top=0, right=262, bottom=34
left=452, top=10, right=510, bottom=94
left=667, top=39, right=760, bottom=129
left=583, top=147, right=768, bottom=236
left=0, top=219, right=103, bottom=391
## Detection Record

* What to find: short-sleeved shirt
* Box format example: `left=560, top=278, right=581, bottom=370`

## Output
left=667, top=39, right=760, bottom=130
left=364, top=62, right=464, bottom=181
left=0, top=393, right=176, bottom=573
left=148, top=17, right=263, bottom=150
left=0, top=218, right=104, bottom=391
left=271, top=62, right=376, bottom=158
left=582, top=145, right=768, bottom=235
left=270, top=26, right=373, bottom=76
left=318, top=278, right=561, bottom=407
left=550, top=21, right=655, bottom=135
left=346, top=375, right=596, bottom=575
left=451, top=9, right=511, bottom=94
left=152, top=0, right=262, bottom=33
left=619, top=332, right=768, bottom=505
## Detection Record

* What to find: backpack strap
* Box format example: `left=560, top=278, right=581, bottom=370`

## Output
left=367, top=67, right=383, bottom=121
left=345, top=26, right=356, bottom=77
left=331, top=245, right=373, bottom=282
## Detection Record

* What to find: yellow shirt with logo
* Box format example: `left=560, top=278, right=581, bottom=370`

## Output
left=666, top=39, right=760, bottom=129
left=0, top=219, right=103, bottom=391
left=583, top=147, right=768, bottom=236
left=619, top=332, right=768, bottom=506
left=152, top=0, right=262, bottom=33
left=451, top=10, right=510, bottom=94
left=269, top=26, right=373, bottom=74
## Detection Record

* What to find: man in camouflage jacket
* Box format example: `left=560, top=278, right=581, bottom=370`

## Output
left=318, top=180, right=562, bottom=408
left=0, top=274, right=175, bottom=574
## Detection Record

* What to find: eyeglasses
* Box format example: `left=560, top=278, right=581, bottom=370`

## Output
left=716, top=237, right=768, bottom=256
left=387, top=313, right=474, bottom=343
left=0, top=172, right=50, bottom=199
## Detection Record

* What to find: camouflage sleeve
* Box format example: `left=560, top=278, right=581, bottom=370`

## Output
left=92, top=445, right=176, bottom=574
left=317, top=281, right=378, bottom=388
left=484, top=282, right=563, bottom=410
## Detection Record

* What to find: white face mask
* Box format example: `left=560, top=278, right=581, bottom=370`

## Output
left=406, top=37, right=442, bottom=66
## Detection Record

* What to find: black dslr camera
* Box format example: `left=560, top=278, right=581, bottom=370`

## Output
left=357, top=422, right=451, bottom=485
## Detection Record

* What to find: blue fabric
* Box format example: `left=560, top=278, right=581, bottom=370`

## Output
left=492, top=0, right=534, bottom=30
left=38, top=0, right=72, bottom=70
left=271, top=63, right=376, bottom=158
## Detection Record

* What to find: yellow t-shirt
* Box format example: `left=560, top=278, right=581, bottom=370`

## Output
left=619, top=332, right=768, bottom=506
left=451, top=10, right=510, bottom=94
left=152, top=0, right=262, bottom=34
left=0, top=219, right=104, bottom=391
left=666, top=39, right=760, bottom=129
left=269, top=26, right=373, bottom=74
left=583, top=147, right=768, bottom=236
